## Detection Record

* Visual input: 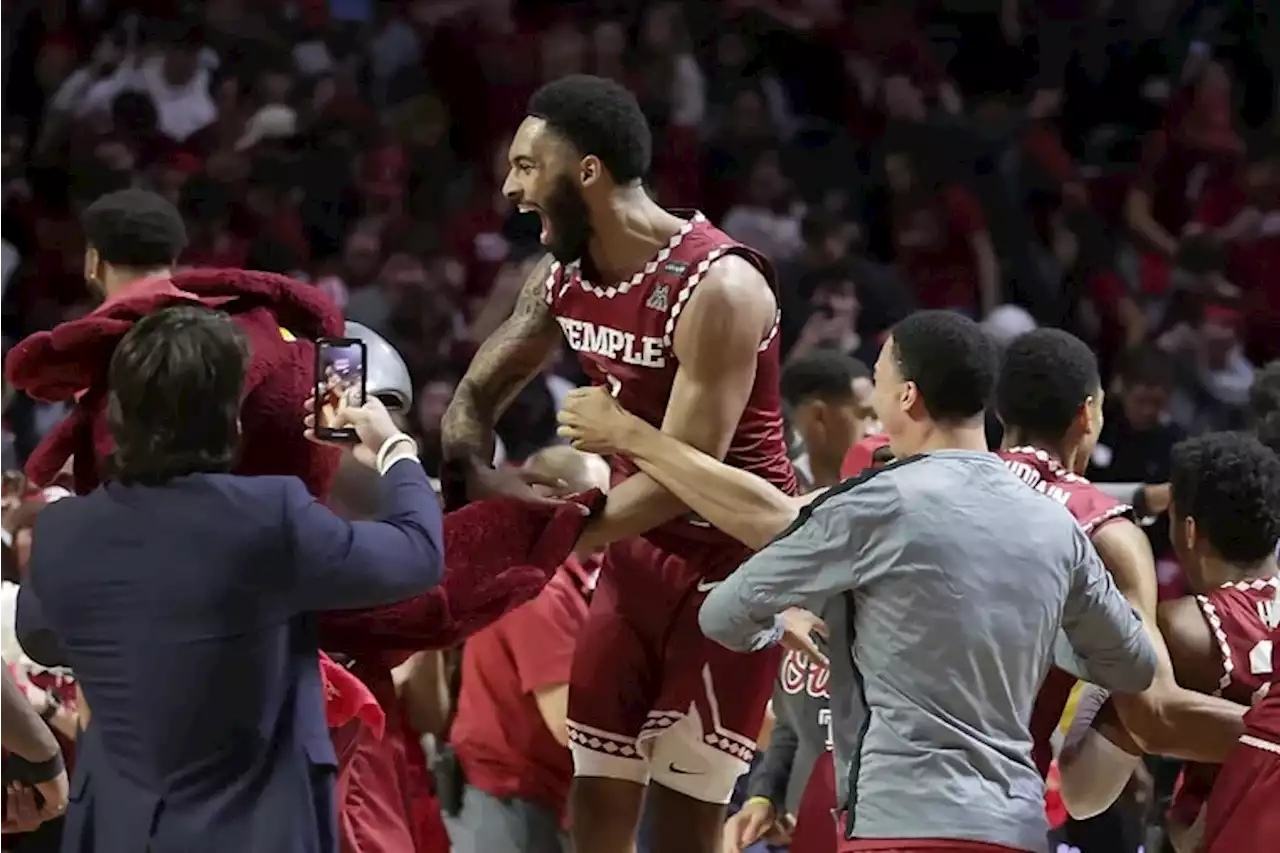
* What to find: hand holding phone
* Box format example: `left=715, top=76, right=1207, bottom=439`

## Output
left=314, top=337, right=368, bottom=442
left=304, top=396, right=404, bottom=468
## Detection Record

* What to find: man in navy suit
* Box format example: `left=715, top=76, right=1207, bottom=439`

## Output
left=19, top=305, right=444, bottom=853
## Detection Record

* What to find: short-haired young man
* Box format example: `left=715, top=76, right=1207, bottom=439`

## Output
left=781, top=352, right=874, bottom=491
left=559, top=310, right=1158, bottom=852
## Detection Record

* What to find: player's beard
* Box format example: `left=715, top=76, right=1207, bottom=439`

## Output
left=543, top=174, right=593, bottom=265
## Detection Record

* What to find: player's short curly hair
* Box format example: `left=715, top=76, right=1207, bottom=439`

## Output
left=82, top=188, right=188, bottom=267
left=781, top=351, right=868, bottom=408
left=527, top=75, right=652, bottom=184
left=1170, top=431, right=1280, bottom=564
left=891, top=310, right=997, bottom=423
left=995, top=329, right=1101, bottom=441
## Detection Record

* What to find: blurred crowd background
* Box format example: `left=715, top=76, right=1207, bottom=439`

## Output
left=3, top=0, right=1279, bottom=850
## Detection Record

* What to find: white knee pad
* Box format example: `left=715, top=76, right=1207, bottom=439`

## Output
left=567, top=720, right=650, bottom=785
left=645, top=709, right=752, bottom=805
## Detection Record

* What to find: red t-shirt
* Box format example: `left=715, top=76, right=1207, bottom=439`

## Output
left=1134, top=127, right=1239, bottom=239
left=448, top=560, right=596, bottom=818
left=891, top=185, right=986, bottom=312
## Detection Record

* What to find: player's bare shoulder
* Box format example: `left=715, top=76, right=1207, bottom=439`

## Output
left=671, top=252, right=777, bottom=356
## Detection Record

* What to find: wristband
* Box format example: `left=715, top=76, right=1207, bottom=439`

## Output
left=745, top=796, right=775, bottom=811
left=375, top=433, right=417, bottom=473
left=18, top=751, right=65, bottom=784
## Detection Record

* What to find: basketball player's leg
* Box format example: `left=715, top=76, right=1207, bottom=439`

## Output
left=566, top=541, right=663, bottom=852
left=643, top=567, right=781, bottom=853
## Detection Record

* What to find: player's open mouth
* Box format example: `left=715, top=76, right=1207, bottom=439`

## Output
left=519, top=204, right=550, bottom=244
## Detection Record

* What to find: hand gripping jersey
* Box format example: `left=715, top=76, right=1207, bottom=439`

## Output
left=1169, top=575, right=1279, bottom=829
left=998, top=446, right=1134, bottom=776
left=544, top=210, right=798, bottom=545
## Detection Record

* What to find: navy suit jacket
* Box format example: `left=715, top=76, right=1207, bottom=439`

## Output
left=19, top=459, right=443, bottom=853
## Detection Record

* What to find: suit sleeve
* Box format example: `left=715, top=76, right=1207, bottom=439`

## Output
left=15, top=582, right=67, bottom=669
left=1060, top=526, right=1157, bottom=694
left=284, top=460, right=444, bottom=612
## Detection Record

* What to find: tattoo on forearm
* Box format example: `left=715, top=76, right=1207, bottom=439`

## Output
left=441, top=255, right=560, bottom=463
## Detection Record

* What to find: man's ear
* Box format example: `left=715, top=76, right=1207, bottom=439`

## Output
left=580, top=155, right=602, bottom=188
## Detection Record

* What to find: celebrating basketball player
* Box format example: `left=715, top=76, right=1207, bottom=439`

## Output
left=440, top=75, right=796, bottom=853
left=1057, top=431, right=1279, bottom=851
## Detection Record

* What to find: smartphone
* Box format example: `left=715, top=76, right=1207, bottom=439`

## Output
left=314, top=337, right=368, bottom=442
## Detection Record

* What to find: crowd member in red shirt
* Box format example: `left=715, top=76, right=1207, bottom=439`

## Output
left=884, top=147, right=1000, bottom=317
left=1124, top=57, right=1244, bottom=299
left=445, top=445, right=610, bottom=853
left=1188, top=133, right=1280, bottom=364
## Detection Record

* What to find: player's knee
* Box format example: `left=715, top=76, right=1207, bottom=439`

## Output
left=646, top=724, right=750, bottom=805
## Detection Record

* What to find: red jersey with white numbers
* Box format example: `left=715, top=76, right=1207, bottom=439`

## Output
left=998, top=446, right=1134, bottom=776
left=544, top=211, right=797, bottom=546
left=1170, top=575, right=1279, bottom=827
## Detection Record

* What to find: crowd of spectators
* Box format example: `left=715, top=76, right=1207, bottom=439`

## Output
left=3, top=1, right=1280, bottom=850
left=3, top=0, right=1275, bottom=477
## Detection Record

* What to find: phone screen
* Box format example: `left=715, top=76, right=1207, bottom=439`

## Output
left=315, top=338, right=367, bottom=441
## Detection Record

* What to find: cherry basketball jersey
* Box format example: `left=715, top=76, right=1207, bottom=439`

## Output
left=998, top=446, right=1135, bottom=776
left=1170, top=575, right=1279, bottom=826
left=544, top=211, right=797, bottom=545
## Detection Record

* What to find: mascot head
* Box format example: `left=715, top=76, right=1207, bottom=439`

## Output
left=345, top=321, right=412, bottom=413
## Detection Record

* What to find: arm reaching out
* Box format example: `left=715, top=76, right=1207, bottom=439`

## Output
left=1059, top=526, right=1158, bottom=695
left=1056, top=521, right=1247, bottom=818
left=1091, top=521, right=1245, bottom=760
left=557, top=386, right=817, bottom=550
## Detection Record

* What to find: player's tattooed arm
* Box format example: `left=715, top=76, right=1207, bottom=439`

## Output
left=574, top=254, right=782, bottom=552
left=1091, top=521, right=1245, bottom=761
left=440, top=254, right=562, bottom=467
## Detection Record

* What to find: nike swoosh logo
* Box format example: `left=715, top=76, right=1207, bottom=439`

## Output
left=695, top=580, right=721, bottom=593
left=668, top=763, right=702, bottom=775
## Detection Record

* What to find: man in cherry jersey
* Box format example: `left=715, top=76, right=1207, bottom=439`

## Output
left=445, top=447, right=610, bottom=853
left=1056, top=432, right=1279, bottom=850
left=1202, top=660, right=1280, bottom=851
left=439, top=75, right=796, bottom=853
left=1124, top=54, right=1243, bottom=298
left=993, top=329, right=1244, bottom=776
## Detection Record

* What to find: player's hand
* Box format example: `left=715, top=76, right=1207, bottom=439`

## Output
left=466, top=464, right=585, bottom=512
left=304, top=396, right=403, bottom=467
left=33, top=771, right=68, bottom=824
left=721, top=798, right=794, bottom=852
left=556, top=386, right=635, bottom=455
left=3, top=782, right=44, bottom=834
left=779, top=607, right=829, bottom=669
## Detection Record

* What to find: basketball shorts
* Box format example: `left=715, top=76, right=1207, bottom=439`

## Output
left=1202, top=734, right=1280, bottom=852
left=566, top=535, right=781, bottom=804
